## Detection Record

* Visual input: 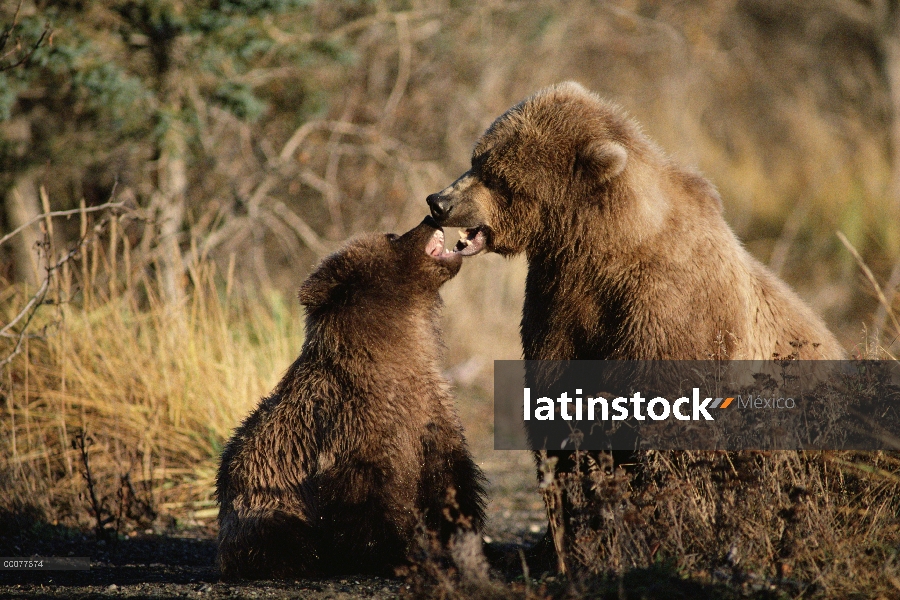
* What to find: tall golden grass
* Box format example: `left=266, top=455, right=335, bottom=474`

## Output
left=0, top=206, right=304, bottom=527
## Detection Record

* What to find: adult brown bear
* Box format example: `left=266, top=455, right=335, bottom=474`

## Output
left=426, top=82, right=843, bottom=572
left=216, top=217, right=486, bottom=580
left=427, top=81, right=842, bottom=361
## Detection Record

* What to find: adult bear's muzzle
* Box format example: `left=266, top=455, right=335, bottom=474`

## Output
left=426, top=192, right=453, bottom=222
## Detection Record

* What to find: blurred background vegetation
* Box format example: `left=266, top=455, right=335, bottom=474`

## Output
left=2, top=0, right=900, bottom=546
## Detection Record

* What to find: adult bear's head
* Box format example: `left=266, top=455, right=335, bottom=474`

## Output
left=426, top=82, right=674, bottom=257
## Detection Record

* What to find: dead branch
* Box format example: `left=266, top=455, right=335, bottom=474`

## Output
left=262, top=8, right=439, bottom=48
left=0, top=0, right=51, bottom=73
left=71, top=430, right=115, bottom=539
left=380, top=12, right=412, bottom=129
left=0, top=200, right=129, bottom=248
left=204, top=117, right=411, bottom=258
left=268, top=200, right=330, bottom=256
left=1, top=204, right=127, bottom=370
left=0, top=237, right=82, bottom=369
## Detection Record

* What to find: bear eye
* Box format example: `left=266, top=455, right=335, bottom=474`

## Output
left=385, top=233, right=399, bottom=241
left=482, top=171, right=506, bottom=193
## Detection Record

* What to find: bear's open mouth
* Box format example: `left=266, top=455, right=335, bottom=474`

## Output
left=425, top=228, right=460, bottom=262
left=424, top=226, right=486, bottom=259
left=453, top=227, right=488, bottom=256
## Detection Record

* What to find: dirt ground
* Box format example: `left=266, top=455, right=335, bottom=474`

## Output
left=0, top=464, right=544, bottom=600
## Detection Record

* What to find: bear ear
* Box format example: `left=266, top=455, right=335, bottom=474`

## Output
left=577, top=140, right=627, bottom=183
left=298, top=271, right=338, bottom=307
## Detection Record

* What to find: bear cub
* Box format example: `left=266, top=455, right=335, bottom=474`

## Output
left=216, top=217, right=486, bottom=580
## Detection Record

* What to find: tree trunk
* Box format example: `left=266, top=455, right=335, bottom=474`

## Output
left=154, top=118, right=188, bottom=306
left=4, top=173, right=41, bottom=286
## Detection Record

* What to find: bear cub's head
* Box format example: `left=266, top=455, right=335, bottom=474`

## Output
left=426, top=81, right=631, bottom=256
left=298, top=217, right=464, bottom=317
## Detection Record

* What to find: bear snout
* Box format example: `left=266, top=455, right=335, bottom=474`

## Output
left=427, top=192, right=453, bottom=222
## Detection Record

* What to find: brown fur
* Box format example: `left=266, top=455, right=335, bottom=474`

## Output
left=215, top=218, right=486, bottom=580
left=427, top=80, right=844, bottom=574
left=427, top=81, right=843, bottom=361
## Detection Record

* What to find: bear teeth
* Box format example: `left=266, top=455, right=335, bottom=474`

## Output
left=456, top=229, right=473, bottom=250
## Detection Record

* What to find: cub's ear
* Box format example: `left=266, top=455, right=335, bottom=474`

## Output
left=298, top=270, right=338, bottom=307
left=576, top=140, right=627, bottom=183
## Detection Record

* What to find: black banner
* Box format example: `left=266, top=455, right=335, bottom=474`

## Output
left=494, top=360, right=900, bottom=451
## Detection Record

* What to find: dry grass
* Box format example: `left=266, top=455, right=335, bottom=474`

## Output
left=0, top=208, right=304, bottom=530
left=535, top=449, right=900, bottom=598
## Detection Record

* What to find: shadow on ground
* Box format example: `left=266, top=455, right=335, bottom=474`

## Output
left=0, top=505, right=786, bottom=599
left=0, top=506, right=405, bottom=599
